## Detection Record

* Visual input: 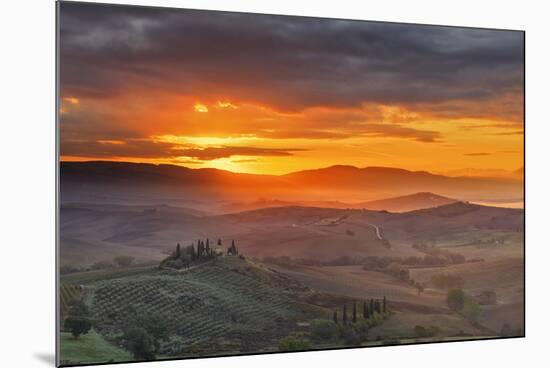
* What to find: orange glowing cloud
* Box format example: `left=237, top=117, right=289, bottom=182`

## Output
left=64, top=97, right=80, bottom=105
left=194, top=103, right=208, bottom=113
left=58, top=5, right=523, bottom=176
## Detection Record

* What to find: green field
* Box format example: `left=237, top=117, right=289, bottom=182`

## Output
left=59, top=330, right=132, bottom=366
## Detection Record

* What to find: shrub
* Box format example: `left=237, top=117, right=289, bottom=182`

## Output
left=366, top=312, right=384, bottom=327
left=414, top=325, right=440, bottom=338
left=135, top=314, right=168, bottom=347
left=352, top=320, right=369, bottom=341
left=90, top=260, right=114, bottom=270
left=340, top=327, right=361, bottom=346
left=277, top=335, right=311, bottom=351
left=162, top=259, right=185, bottom=269
left=462, top=298, right=481, bottom=322
left=386, top=262, right=410, bottom=281
left=310, top=319, right=339, bottom=341
left=447, top=289, right=465, bottom=312
left=113, top=256, right=135, bottom=267
left=123, top=327, right=156, bottom=360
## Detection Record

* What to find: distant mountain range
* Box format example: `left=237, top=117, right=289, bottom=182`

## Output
left=60, top=161, right=523, bottom=207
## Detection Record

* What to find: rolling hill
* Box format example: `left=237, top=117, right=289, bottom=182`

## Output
left=60, top=201, right=523, bottom=267
left=358, top=192, right=458, bottom=212
left=216, top=192, right=458, bottom=213
left=79, top=256, right=326, bottom=359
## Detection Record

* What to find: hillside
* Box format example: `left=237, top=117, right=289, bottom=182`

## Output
left=60, top=201, right=523, bottom=268
left=217, top=192, right=457, bottom=213
left=83, top=256, right=326, bottom=359
left=358, top=192, right=458, bottom=212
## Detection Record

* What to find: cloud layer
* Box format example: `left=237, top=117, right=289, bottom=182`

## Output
left=58, top=2, right=524, bottom=170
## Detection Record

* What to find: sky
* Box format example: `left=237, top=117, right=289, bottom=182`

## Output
left=59, top=2, right=524, bottom=176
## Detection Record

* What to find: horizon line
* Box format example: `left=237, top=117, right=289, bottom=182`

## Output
left=59, top=159, right=524, bottom=181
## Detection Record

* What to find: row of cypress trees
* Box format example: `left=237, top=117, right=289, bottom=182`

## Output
left=173, top=238, right=238, bottom=261
left=332, top=296, right=387, bottom=324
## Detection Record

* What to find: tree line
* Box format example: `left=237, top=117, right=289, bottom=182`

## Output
left=161, top=238, right=239, bottom=269
left=333, top=296, right=388, bottom=325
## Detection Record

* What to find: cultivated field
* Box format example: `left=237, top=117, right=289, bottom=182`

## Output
left=64, top=256, right=328, bottom=361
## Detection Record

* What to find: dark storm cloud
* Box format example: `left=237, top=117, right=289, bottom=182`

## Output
left=173, top=146, right=307, bottom=160
left=59, top=2, right=524, bottom=112
left=61, top=136, right=305, bottom=161
left=258, top=123, right=442, bottom=142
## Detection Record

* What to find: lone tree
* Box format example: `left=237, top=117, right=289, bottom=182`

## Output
left=217, top=238, right=222, bottom=246
left=333, top=310, right=338, bottom=324
left=175, top=243, right=181, bottom=258
left=352, top=301, right=357, bottom=323
left=64, top=300, right=92, bottom=339
left=64, top=316, right=92, bottom=339
left=447, top=289, right=465, bottom=312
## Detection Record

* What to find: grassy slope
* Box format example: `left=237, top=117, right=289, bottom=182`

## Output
left=86, top=257, right=326, bottom=359
left=59, top=330, right=132, bottom=365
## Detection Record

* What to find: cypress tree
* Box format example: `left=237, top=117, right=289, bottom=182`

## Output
left=228, top=240, right=238, bottom=255
left=375, top=300, right=381, bottom=314
left=217, top=238, right=222, bottom=246
left=363, top=301, right=369, bottom=319
left=370, top=299, right=374, bottom=314
left=198, top=240, right=205, bottom=258
left=383, top=296, right=387, bottom=314
left=352, top=301, right=357, bottom=323
left=343, top=304, right=348, bottom=325
left=333, top=311, right=338, bottom=324
left=176, top=243, right=181, bottom=258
